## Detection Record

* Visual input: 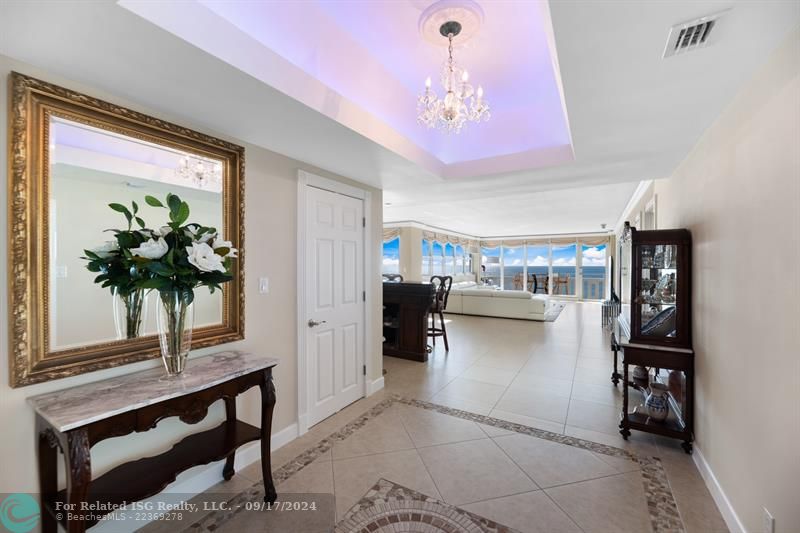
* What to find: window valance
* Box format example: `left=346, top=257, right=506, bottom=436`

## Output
left=421, top=230, right=478, bottom=250
left=478, top=236, right=609, bottom=247
left=382, top=227, right=401, bottom=242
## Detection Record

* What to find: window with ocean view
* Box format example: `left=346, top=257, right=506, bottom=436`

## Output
left=551, top=243, right=577, bottom=296
left=382, top=237, right=400, bottom=274
left=478, top=238, right=608, bottom=299
left=444, top=243, right=455, bottom=276
left=422, top=238, right=431, bottom=277
left=502, top=243, right=524, bottom=290
left=431, top=241, right=444, bottom=276
left=581, top=244, right=607, bottom=300
left=526, top=243, right=549, bottom=293
left=481, top=245, right=500, bottom=286
left=455, top=244, right=464, bottom=274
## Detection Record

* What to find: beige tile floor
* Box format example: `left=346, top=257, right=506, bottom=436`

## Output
left=381, top=302, right=728, bottom=533
left=179, top=303, right=727, bottom=533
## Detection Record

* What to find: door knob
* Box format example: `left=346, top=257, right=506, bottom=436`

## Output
left=308, top=319, right=327, bottom=328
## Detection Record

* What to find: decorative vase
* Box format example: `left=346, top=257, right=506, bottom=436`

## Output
left=113, top=287, right=148, bottom=340
left=156, top=290, right=195, bottom=376
left=645, top=382, right=670, bottom=421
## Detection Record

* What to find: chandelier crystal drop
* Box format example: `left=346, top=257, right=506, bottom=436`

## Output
left=417, top=21, right=490, bottom=134
left=175, top=154, right=222, bottom=189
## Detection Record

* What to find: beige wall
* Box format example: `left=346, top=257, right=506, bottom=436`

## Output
left=616, top=29, right=800, bottom=533
left=397, top=226, right=423, bottom=281
left=0, top=55, right=383, bottom=492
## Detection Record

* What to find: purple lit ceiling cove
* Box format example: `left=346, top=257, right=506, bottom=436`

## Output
left=132, top=0, right=573, bottom=177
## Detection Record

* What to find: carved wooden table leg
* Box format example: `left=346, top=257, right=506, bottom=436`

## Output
left=260, top=370, right=277, bottom=504
left=36, top=417, right=58, bottom=533
left=223, top=396, right=237, bottom=481
left=64, top=428, right=91, bottom=533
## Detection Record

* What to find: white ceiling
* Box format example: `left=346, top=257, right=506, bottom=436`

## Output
left=1, top=1, right=797, bottom=236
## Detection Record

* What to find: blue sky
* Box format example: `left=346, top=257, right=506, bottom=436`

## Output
left=482, top=244, right=606, bottom=267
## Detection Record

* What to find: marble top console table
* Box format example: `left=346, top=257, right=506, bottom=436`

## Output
left=28, top=351, right=279, bottom=533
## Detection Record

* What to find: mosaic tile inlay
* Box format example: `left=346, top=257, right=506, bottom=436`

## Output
left=336, top=479, right=519, bottom=533
left=182, top=395, right=685, bottom=533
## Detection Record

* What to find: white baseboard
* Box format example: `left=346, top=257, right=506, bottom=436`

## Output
left=692, top=445, right=747, bottom=533
left=367, top=376, right=385, bottom=395
left=93, top=422, right=299, bottom=533
left=298, top=412, right=309, bottom=436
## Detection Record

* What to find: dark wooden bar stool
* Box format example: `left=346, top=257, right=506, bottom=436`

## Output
left=428, top=275, right=453, bottom=351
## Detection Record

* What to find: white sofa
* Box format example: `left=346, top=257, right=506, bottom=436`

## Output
left=445, top=278, right=552, bottom=321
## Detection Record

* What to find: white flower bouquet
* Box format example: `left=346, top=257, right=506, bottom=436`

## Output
left=82, top=192, right=238, bottom=374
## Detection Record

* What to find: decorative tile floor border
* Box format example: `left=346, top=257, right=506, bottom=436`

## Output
left=182, top=395, right=684, bottom=533
left=336, top=478, right=519, bottom=533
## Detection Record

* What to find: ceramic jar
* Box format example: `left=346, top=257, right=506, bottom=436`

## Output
left=645, top=382, right=670, bottom=421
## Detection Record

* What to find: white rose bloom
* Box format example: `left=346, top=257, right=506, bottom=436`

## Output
left=187, top=242, right=226, bottom=273
left=130, top=237, right=169, bottom=259
left=212, top=238, right=238, bottom=258
left=92, top=240, right=119, bottom=258
left=154, top=226, right=172, bottom=237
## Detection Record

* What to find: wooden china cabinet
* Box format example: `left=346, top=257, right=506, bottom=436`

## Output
left=612, top=223, right=695, bottom=453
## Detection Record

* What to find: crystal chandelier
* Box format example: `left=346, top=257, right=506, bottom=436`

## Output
left=176, top=154, right=222, bottom=189
left=417, top=21, right=490, bottom=133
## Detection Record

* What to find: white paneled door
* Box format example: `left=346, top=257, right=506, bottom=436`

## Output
left=305, top=186, right=365, bottom=427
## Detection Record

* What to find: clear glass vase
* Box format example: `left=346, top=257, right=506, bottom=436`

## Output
left=112, top=287, right=148, bottom=340
left=156, top=290, right=195, bottom=376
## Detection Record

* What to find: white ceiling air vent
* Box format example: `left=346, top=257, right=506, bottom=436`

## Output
left=662, top=10, right=728, bottom=58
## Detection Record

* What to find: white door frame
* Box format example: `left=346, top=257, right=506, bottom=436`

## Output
left=296, top=170, right=374, bottom=436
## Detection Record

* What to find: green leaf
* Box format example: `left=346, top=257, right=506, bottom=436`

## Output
left=145, top=262, right=175, bottom=276
left=167, top=193, right=182, bottom=213
left=116, top=232, right=136, bottom=249
left=139, top=278, right=170, bottom=289
left=131, top=201, right=139, bottom=215
left=145, top=195, right=164, bottom=208
left=108, top=203, right=131, bottom=216
left=135, top=216, right=146, bottom=229
left=173, top=202, right=190, bottom=226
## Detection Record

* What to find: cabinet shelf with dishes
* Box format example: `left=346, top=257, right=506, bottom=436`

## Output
left=613, top=224, right=694, bottom=453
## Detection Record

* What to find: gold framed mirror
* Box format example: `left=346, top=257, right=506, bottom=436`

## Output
left=8, top=72, right=245, bottom=387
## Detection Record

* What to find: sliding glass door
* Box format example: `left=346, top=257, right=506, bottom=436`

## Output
left=481, top=245, right=500, bottom=286
left=551, top=243, right=577, bottom=296
left=581, top=243, right=607, bottom=300
left=478, top=238, right=609, bottom=299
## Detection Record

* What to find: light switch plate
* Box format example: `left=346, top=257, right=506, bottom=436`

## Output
left=259, top=277, right=269, bottom=294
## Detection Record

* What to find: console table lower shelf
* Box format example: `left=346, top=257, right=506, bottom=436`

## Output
left=28, top=351, right=279, bottom=533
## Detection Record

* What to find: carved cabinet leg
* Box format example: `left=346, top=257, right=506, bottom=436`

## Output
left=36, top=417, right=58, bottom=533
left=223, top=396, right=237, bottom=481
left=64, top=428, right=91, bottom=533
left=260, top=370, right=277, bottom=504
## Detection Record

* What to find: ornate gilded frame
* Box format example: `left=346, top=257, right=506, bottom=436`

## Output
left=8, top=72, right=245, bottom=387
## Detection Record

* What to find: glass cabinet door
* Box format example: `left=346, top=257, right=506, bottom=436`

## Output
left=639, top=244, right=679, bottom=338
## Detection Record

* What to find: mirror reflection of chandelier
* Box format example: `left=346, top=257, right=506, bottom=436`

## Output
left=417, top=20, right=490, bottom=134
left=176, top=154, right=222, bottom=188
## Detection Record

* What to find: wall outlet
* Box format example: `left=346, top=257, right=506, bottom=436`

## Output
left=762, top=507, right=775, bottom=533
left=258, top=277, right=269, bottom=294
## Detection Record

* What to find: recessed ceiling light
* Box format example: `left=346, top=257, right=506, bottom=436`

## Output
left=384, top=202, right=392, bottom=206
